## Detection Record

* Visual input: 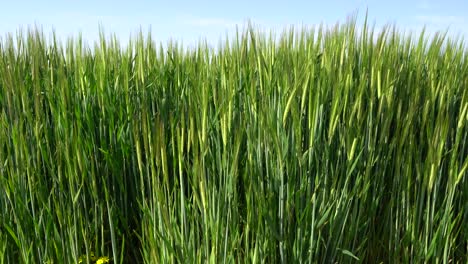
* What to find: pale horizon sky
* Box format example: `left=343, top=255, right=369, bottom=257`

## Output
left=1, top=0, right=467, bottom=47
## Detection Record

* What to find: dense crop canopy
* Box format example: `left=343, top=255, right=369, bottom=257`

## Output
left=0, top=19, right=467, bottom=263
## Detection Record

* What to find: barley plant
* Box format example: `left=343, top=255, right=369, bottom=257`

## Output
left=0, top=17, right=467, bottom=263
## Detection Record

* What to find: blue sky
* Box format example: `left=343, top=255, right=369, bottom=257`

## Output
left=1, top=0, right=467, bottom=46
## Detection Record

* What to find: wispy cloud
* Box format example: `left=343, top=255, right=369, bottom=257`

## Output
left=415, top=15, right=465, bottom=26
left=416, top=0, right=435, bottom=10
left=411, top=14, right=468, bottom=38
left=180, top=16, right=240, bottom=28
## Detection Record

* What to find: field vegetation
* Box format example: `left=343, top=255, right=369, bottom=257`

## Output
left=1, top=17, right=467, bottom=263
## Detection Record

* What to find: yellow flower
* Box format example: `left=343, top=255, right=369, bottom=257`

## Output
left=78, top=251, right=107, bottom=264
left=95, top=256, right=111, bottom=264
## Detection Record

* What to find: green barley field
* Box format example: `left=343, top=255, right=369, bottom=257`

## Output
left=1, top=17, right=467, bottom=263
